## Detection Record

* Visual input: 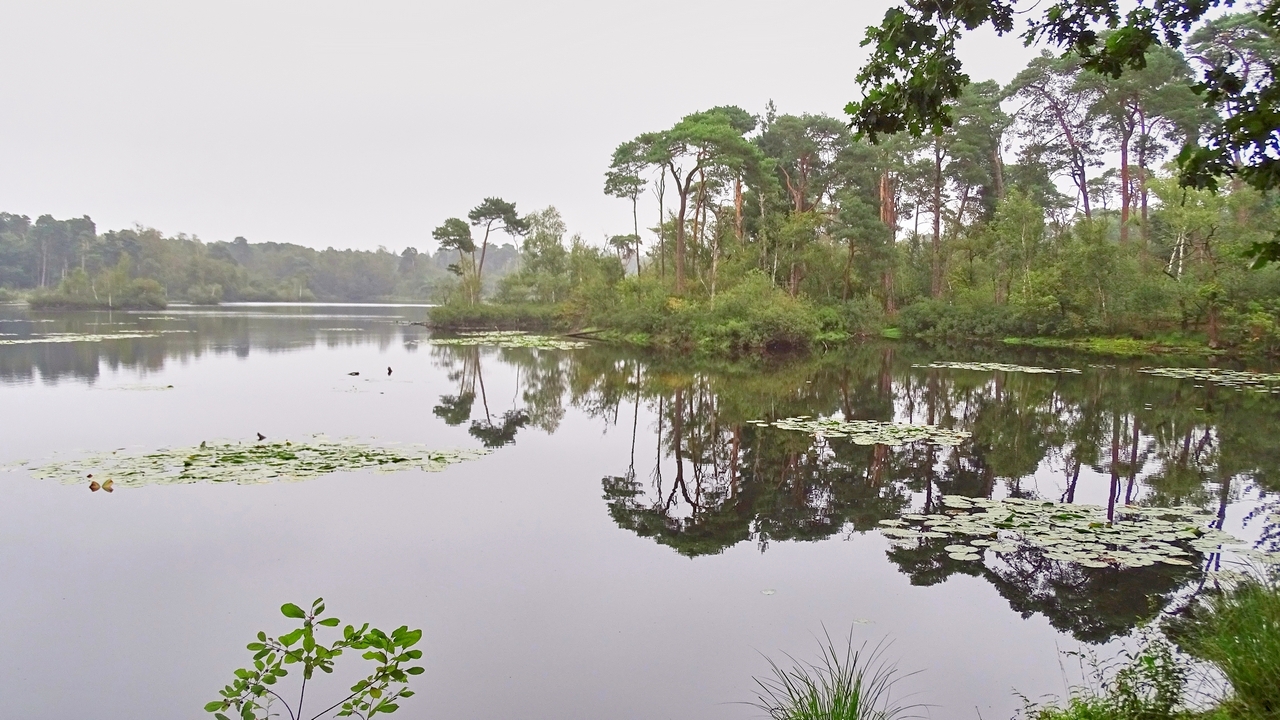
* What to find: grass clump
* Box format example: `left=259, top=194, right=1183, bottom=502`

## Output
left=1176, top=577, right=1280, bottom=719
left=1024, top=637, right=1188, bottom=720
left=752, top=632, right=919, bottom=720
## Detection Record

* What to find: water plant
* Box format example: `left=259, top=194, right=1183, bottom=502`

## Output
left=206, top=598, right=423, bottom=719
left=427, top=331, right=587, bottom=350
left=752, top=632, right=919, bottom=720
left=23, top=439, right=489, bottom=488
left=1138, top=367, right=1280, bottom=394
left=912, top=361, right=1081, bottom=375
left=0, top=332, right=161, bottom=345
left=877, top=497, right=1278, bottom=570
left=1021, top=635, right=1189, bottom=720
left=1174, top=576, right=1280, bottom=718
left=753, top=417, right=970, bottom=448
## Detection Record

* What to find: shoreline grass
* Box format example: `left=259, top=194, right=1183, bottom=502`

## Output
left=752, top=632, right=921, bottom=720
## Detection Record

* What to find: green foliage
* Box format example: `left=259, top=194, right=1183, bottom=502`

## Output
left=28, top=261, right=167, bottom=310
left=1175, top=577, right=1280, bottom=718
left=848, top=2, right=1280, bottom=238
left=752, top=633, right=918, bottom=720
left=207, top=598, right=425, bottom=720
left=591, top=271, right=822, bottom=353
left=427, top=301, right=562, bottom=330
left=1023, top=637, right=1188, bottom=720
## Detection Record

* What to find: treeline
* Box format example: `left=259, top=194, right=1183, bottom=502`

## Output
left=435, top=12, right=1280, bottom=355
left=0, top=213, right=520, bottom=307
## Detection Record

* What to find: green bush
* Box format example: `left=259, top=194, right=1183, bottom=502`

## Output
left=1023, top=637, right=1187, bottom=720
left=186, top=283, right=224, bottom=305
left=1176, top=578, right=1280, bottom=718
left=427, top=302, right=563, bottom=330
left=29, top=277, right=167, bottom=310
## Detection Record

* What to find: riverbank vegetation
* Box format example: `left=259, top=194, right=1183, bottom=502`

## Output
left=429, top=10, right=1279, bottom=357
left=752, top=577, right=1279, bottom=720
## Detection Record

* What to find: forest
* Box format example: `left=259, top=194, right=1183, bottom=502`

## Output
left=3, top=10, right=1277, bottom=357
left=430, top=10, right=1280, bottom=357
left=0, top=213, right=520, bottom=307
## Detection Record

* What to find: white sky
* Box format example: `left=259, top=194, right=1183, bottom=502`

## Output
left=0, top=0, right=1037, bottom=253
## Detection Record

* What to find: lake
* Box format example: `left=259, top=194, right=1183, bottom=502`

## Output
left=1, top=303, right=1276, bottom=720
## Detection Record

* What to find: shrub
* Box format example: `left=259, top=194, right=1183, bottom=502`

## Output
left=427, top=302, right=563, bottom=330
left=1023, top=636, right=1187, bottom=720
left=187, top=283, right=224, bottom=305
left=1176, top=578, right=1280, bottom=718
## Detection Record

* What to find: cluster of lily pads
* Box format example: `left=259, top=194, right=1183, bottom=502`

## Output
left=22, top=439, right=490, bottom=488
left=750, top=416, right=971, bottom=447
left=0, top=332, right=162, bottom=345
left=913, top=361, right=1081, bottom=375
left=878, top=496, right=1278, bottom=569
left=1138, top=366, right=1280, bottom=393
left=428, top=331, right=587, bottom=350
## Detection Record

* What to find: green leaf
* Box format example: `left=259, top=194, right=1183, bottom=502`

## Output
left=204, top=701, right=226, bottom=712
left=406, top=667, right=425, bottom=675
left=318, top=617, right=341, bottom=627
left=279, top=629, right=305, bottom=647
left=281, top=603, right=306, bottom=619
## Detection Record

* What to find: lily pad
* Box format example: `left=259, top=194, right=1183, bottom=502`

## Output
left=913, top=361, right=1081, bottom=375
left=1138, top=366, right=1280, bottom=393
left=23, top=439, right=490, bottom=488
left=428, top=331, right=587, bottom=350
left=0, top=332, right=162, bottom=345
left=760, top=416, right=970, bottom=448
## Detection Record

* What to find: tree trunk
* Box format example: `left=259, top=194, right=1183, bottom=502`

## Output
left=842, top=242, right=855, bottom=302
left=1207, top=302, right=1220, bottom=348
left=669, top=163, right=695, bottom=294
left=1120, top=119, right=1133, bottom=244
left=1138, top=106, right=1150, bottom=247
left=631, top=197, right=641, bottom=275
left=734, top=177, right=744, bottom=242
left=880, top=169, right=898, bottom=312
left=931, top=140, right=944, bottom=298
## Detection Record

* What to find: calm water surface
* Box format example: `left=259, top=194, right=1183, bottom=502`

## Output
left=1, top=303, right=1276, bottom=720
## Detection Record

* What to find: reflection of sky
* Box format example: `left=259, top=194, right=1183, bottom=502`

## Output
left=0, top=305, right=1275, bottom=720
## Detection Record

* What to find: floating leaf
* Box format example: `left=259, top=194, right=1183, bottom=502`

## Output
left=428, top=331, right=587, bottom=350
left=25, top=438, right=490, bottom=488
left=759, top=416, right=970, bottom=448
left=913, top=361, right=1081, bottom=375
left=0, top=332, right=162, bottom=345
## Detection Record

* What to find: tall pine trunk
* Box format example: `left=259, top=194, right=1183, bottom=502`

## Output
left=931, top=141, right=944, bottom=298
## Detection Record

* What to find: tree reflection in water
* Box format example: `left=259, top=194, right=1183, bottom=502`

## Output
left=433, top=342, right=1280, bottom=644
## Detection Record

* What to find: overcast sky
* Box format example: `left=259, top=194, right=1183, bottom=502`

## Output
left=0, top=1, right=1037, bottom=253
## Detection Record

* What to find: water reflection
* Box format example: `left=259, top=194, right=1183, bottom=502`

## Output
left=426, top=342, right=1279, bottom=644
left=5, top=304, right=1278, bottom=648
left=0, top=304, right=428, bottom=384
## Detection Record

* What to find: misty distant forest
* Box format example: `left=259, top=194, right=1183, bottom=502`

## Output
left=0, top=213, right=520, bottom=304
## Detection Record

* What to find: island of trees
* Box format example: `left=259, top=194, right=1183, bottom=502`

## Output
left=3, top=9, right=1276, bottom=358
left=431, top=10, right=1279, bottom=356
